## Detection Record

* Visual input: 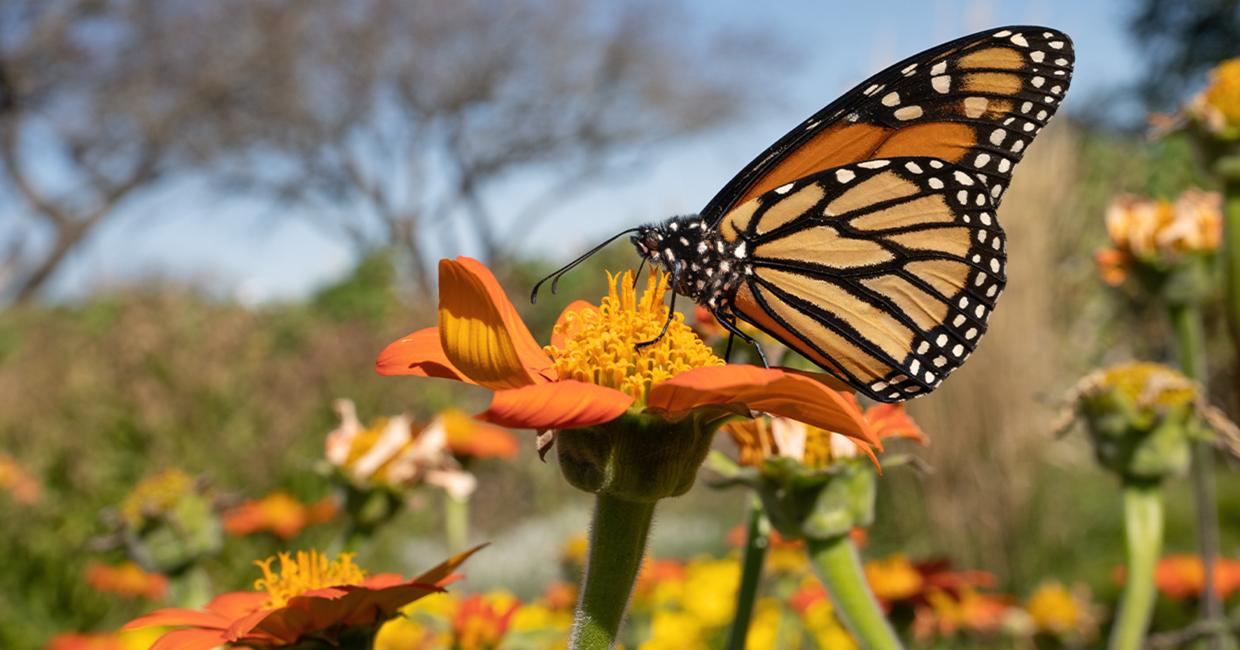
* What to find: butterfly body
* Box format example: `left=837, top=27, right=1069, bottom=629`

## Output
left=607, top=26, right=1073, bottom=402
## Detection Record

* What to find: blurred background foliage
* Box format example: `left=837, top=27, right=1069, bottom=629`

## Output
left=3, top=0, right=1240, bottom=648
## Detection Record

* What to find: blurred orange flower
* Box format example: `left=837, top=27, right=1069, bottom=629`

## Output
left=725, top=394, right=924, bottom=469
left=1024, top=580, right=1098, bottom=640
left=124, top=546, right=482, bottom=649
left=1154, top=554, right=1240, bottom=600
left=913, top=586, right=1012, bottom=640
left=865, top=554, right=925, bottom=604
left=437, top=409, right=518, bottom=460
left=85, top=561, right=168, bottom=601
left=452, top=593, right=520, bottom=649
left=1097, top=190, right=1222, bottom=285
left=221, top=492, right=337, bottom=540
left=325, top=400, right=478, bottom=497
left=0, top=452, right=41, bottom=505
left=377, top=257, right=874, bottom=444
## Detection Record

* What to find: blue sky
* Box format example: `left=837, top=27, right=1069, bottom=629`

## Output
left=47, top=0, right=1141, bottom=302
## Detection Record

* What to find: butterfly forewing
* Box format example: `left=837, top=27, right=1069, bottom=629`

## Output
left=700, top=26, right=1073, bottom=225
left=724, top=157, right=1004, bottom=402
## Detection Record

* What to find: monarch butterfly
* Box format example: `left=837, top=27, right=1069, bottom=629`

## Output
left=533, top=26, right=1074, bottom=403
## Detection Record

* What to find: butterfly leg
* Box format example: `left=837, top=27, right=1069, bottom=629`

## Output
left=635, top=263, right=679, bottom=350
left=712, top=308, right=768, bottom=368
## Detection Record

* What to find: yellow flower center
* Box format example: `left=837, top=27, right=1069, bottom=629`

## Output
left=1204, top=57, right=1240, bottom=128
left=545, top=270, right=723, bottom=403
left=1100, top=362, right=1195, bottom=408
left=121, top=469, right=195, bottom=527
left=254, top=550, right=367, bottom=607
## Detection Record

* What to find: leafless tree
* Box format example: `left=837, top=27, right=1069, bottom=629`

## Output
left=1, top=0, right=776, bottom=303
left=0, top=1, right=271, bottom=302
left=218, top=0, right=773, bottom=299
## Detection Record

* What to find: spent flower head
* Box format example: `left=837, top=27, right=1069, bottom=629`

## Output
left=1186, top=57, right=1240, bottom=140
left=1096, top=190, right=1221, bottom=294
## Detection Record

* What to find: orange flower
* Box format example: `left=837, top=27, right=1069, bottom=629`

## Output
left=865, top=555, right=925, bottom=604
left=1097, top=189, right=1222, bottom=284
left=325, top=400, right=479, bottom=497
left=1186, top=57, right=1240, bottom=137
left=452, top=593, right=520, bottom=649
left=725, top=394, right=923, bottom=469
left=913, top=586, right=1012, bottom=640
left=1153, top=554, right=1240, bottom=600
left=45, top=633, right=123, bottom=650
left=85, top=561, right=168, bottom=601
left=222, top=492, right=337, bottom=540
left=377, top=257, right=874, bottom=444
left=0, top=452, right=41, bottom=505
left=435, top=409, right=518, bottom=460
left=124, top=546, right=483, bottom=649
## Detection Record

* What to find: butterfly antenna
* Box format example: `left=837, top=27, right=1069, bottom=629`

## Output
left=530, top=227, right=641, bottom=304
left=632, top=258, right=647, bottom=288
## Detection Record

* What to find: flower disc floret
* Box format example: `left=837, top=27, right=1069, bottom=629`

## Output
left=254, top=550, right=367, bottom=607
left=545, top=271, right=722, bottom=404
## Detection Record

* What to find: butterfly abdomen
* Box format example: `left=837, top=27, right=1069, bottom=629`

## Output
left=633, top=215, right=750, bottom=309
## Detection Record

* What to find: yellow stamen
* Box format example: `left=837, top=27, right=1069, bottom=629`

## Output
left=253, top=550, right=367, bottom=607
left=545, top=271, right=723, bottom=403
left=1099, top=362, right=1195, bottom=408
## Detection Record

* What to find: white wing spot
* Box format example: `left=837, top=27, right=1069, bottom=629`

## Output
left=980, top=212, right=992, bottom=225
left=902, top=63, right=918, bottom=76
left=897, top=106, right=927, bottom=120
left=989, top=258, right=1001, bottom=273
left=917, top=340, right=930, bottom=354
left=964, top=96, right=989, bottom=118
left=957, top=190, right=969, bottom=204
left=1055, top=57, right=1069, bottom=66
left=1011, top=140, right=1025, bottom=153
left=928, top=177, right=944, bottom=189
left=1020, top=101, right=1033, bottom=113
left=935, top=334, right=948, bottom=347
left=835, top=169, right=856, bottom=183
left=974, top=304, right=985, bottom=318
left=994, top=29, right=1013, bottom=37
left=953, top=314, right=966, bottom=327
left=952, top=344, right=965, bottom=356
left=933, top=356, right=947, bottom=367
left=905, top=161, right=924, bottom=173
left=1049, top=40, right=1065, bottom=49
left=1051, top=85, right=1063, bottom=95
left=775, top=183, right=794, bottom=194
left=1031, top=51, right=1045, bottom=63
left=997, top=158, right=1011, bottom=173
left=986, top=284, right=999, bottom=297
left=989, top=128, right=1006, bottom=145
left=929, top=160, right=944, bottom=169
left=858, top=160, right=890, bottom=169
left=953, top=171, right=975, bottom=186
left=931, top=61, right=948, bottom=75
left=882, top=91, right=901, bottom=106
left=977, top=230, right=988, bottom=243
left=932, top=75, right=951, bottom=93
left=1010, top=33, right=1029, bottom=47
left=1032, top=76, right=1045, bottom=88
left=965, top=327, right=978, bottom=340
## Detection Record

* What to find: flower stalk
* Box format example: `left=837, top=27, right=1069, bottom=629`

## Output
left=1109, top=482, right=1164, bottom=650
left=444, top=491, right=470, bottom=551
left=1169, top=300, right=1225, bottom=648
left=808, top=534, right=903, bottom=650
left=725, top=497, right=770, bottom=650
left=571, top=493, right=656, bottom=650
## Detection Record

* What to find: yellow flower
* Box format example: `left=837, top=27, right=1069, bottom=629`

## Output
left=638, top=610, right=709, bottom=650
left=681, top=557, right=741, bottom=628
left=510, top=602, right=572, bottom=633
left=120, top=469, right=195, bottom=528
left=1187, top=57, right=1240, bottom=136
left=375, top=615, right=438, bottom=650
left=865, top=554, right=925, bottom=603
left=744, top=598, right=793, bottom=650
left=1025, top=581, right=1095, bottom=638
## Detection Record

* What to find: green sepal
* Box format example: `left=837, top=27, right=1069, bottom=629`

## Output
left=1081, top=390, right=1195, bottom=483
left=556, top=405, right=746, bottom=502
left=707, top=452, right=877, bottom=542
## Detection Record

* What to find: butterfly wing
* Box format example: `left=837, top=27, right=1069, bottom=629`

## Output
left=722, top=157, right=1003, bottom=402
left=700, top=26, right=1073, bottom=225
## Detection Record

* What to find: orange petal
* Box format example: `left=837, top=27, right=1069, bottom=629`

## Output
left=151, top=629, right=230, bottom=650
left=647, top=365, right=876, bottom=445
left=438, top=257, right=555, bottom=389
left=479, top=381, right=633, bottom=430
left=413, top=543, right=490, bottom=585
left=123, top=607, right=230, bottom=631
left=865, top=404, right=927, bottom=443
left=551, top=300, right=598, bottom=349
left=376, top=327, right=473, bottom=382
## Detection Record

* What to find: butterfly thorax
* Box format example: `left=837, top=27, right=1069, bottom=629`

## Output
left=631, top=215, right=749, bottom=311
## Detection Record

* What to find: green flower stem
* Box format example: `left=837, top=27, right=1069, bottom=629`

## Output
left=725, top=497, right=770, bottom=650
left=807, top=535, right=902, bottom=650
left=571, top=493, right=657, bottom=650
left=1109, top=482, right=1164, bottom=650
left=444, top=491, right=470, bottom=551
left=1169, top=301, right=1225, bottom=647
left=1223, top=177, right=1240, bottom=348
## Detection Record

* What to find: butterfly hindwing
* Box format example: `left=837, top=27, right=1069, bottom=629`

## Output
left=723, top=157, right=1005, bottom=402
left=700, top=26, right=1073, bottom=225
